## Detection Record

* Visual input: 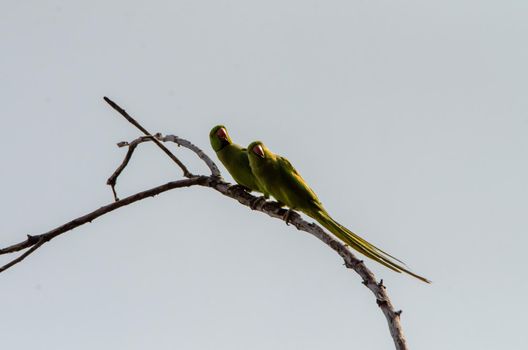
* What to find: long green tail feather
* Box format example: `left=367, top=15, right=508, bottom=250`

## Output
left=333, top=220, right=407, bottom=265
left=308, top=209, right=431, bottom=283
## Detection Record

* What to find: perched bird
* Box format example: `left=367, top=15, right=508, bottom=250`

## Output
left=247, top=141, right=430, bottom=283
left=209, top=125, right=263, bottom=193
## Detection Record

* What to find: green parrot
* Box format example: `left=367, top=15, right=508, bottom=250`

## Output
left=247, top=141, right=430, bottom=283
left=209, top=125, right=264, bottom=194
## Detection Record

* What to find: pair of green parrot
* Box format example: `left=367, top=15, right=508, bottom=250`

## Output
left=209, top=125, right=430, bottom=283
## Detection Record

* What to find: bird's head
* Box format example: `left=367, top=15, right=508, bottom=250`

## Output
left=248, top=141, right=270, bottom=161
left=209, top=125, right=232, bottom=151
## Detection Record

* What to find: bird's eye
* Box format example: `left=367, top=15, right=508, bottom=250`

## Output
left=253, top=144, right=265, bottom=158
left=216, top=128, right=228, bottom=140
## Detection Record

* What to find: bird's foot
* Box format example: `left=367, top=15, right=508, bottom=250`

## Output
left=249, top=196, right=267, bottom=210
left=228, top=184, right=251, bottom=194
left=282, top=209, right=294, bottom=225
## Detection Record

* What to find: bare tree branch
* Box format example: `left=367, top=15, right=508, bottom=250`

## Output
left=0, top=177, right=207, bottom=262
left=106, top=135, right=154, bottom=201
left=160, top=134, right=221, bottom=177
left=103, top=96, right=193, bottom=178
left=0, top=98, right=411, bottom=350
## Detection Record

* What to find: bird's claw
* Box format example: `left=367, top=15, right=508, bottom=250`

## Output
left=228, top=184, right=250, bottom=194
left=249, top=196, right=267, bottom=210
left=283, top=209, right=294, bottom=225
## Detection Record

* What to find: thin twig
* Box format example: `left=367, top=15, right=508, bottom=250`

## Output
left=160, top=134, right=221, bottom=177
left=107, top=138, right=140, bottom=200
left=0, top=238, right=48, bottom=273
left=103, top=96, right=193, bottom=178
left=105, top=134, right=221, bottom=202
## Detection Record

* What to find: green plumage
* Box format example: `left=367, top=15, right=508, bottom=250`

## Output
left=247, top=141, right=430, bottom=283
left=209, top=125, right=263, bottom=193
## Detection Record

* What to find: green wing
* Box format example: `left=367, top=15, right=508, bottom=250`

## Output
left=274, top=156, right=321, bottom=209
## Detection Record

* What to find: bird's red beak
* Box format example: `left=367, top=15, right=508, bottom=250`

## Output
left=216, top=128, right=228, bottom=141
left=253, top=144, right=265, bottom=158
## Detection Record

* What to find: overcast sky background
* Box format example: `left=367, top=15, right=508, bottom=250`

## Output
left=1, top=1, right=527, bottom=349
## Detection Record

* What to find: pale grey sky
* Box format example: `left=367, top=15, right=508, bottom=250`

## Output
left=1, top=1, right=527, bottom=349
